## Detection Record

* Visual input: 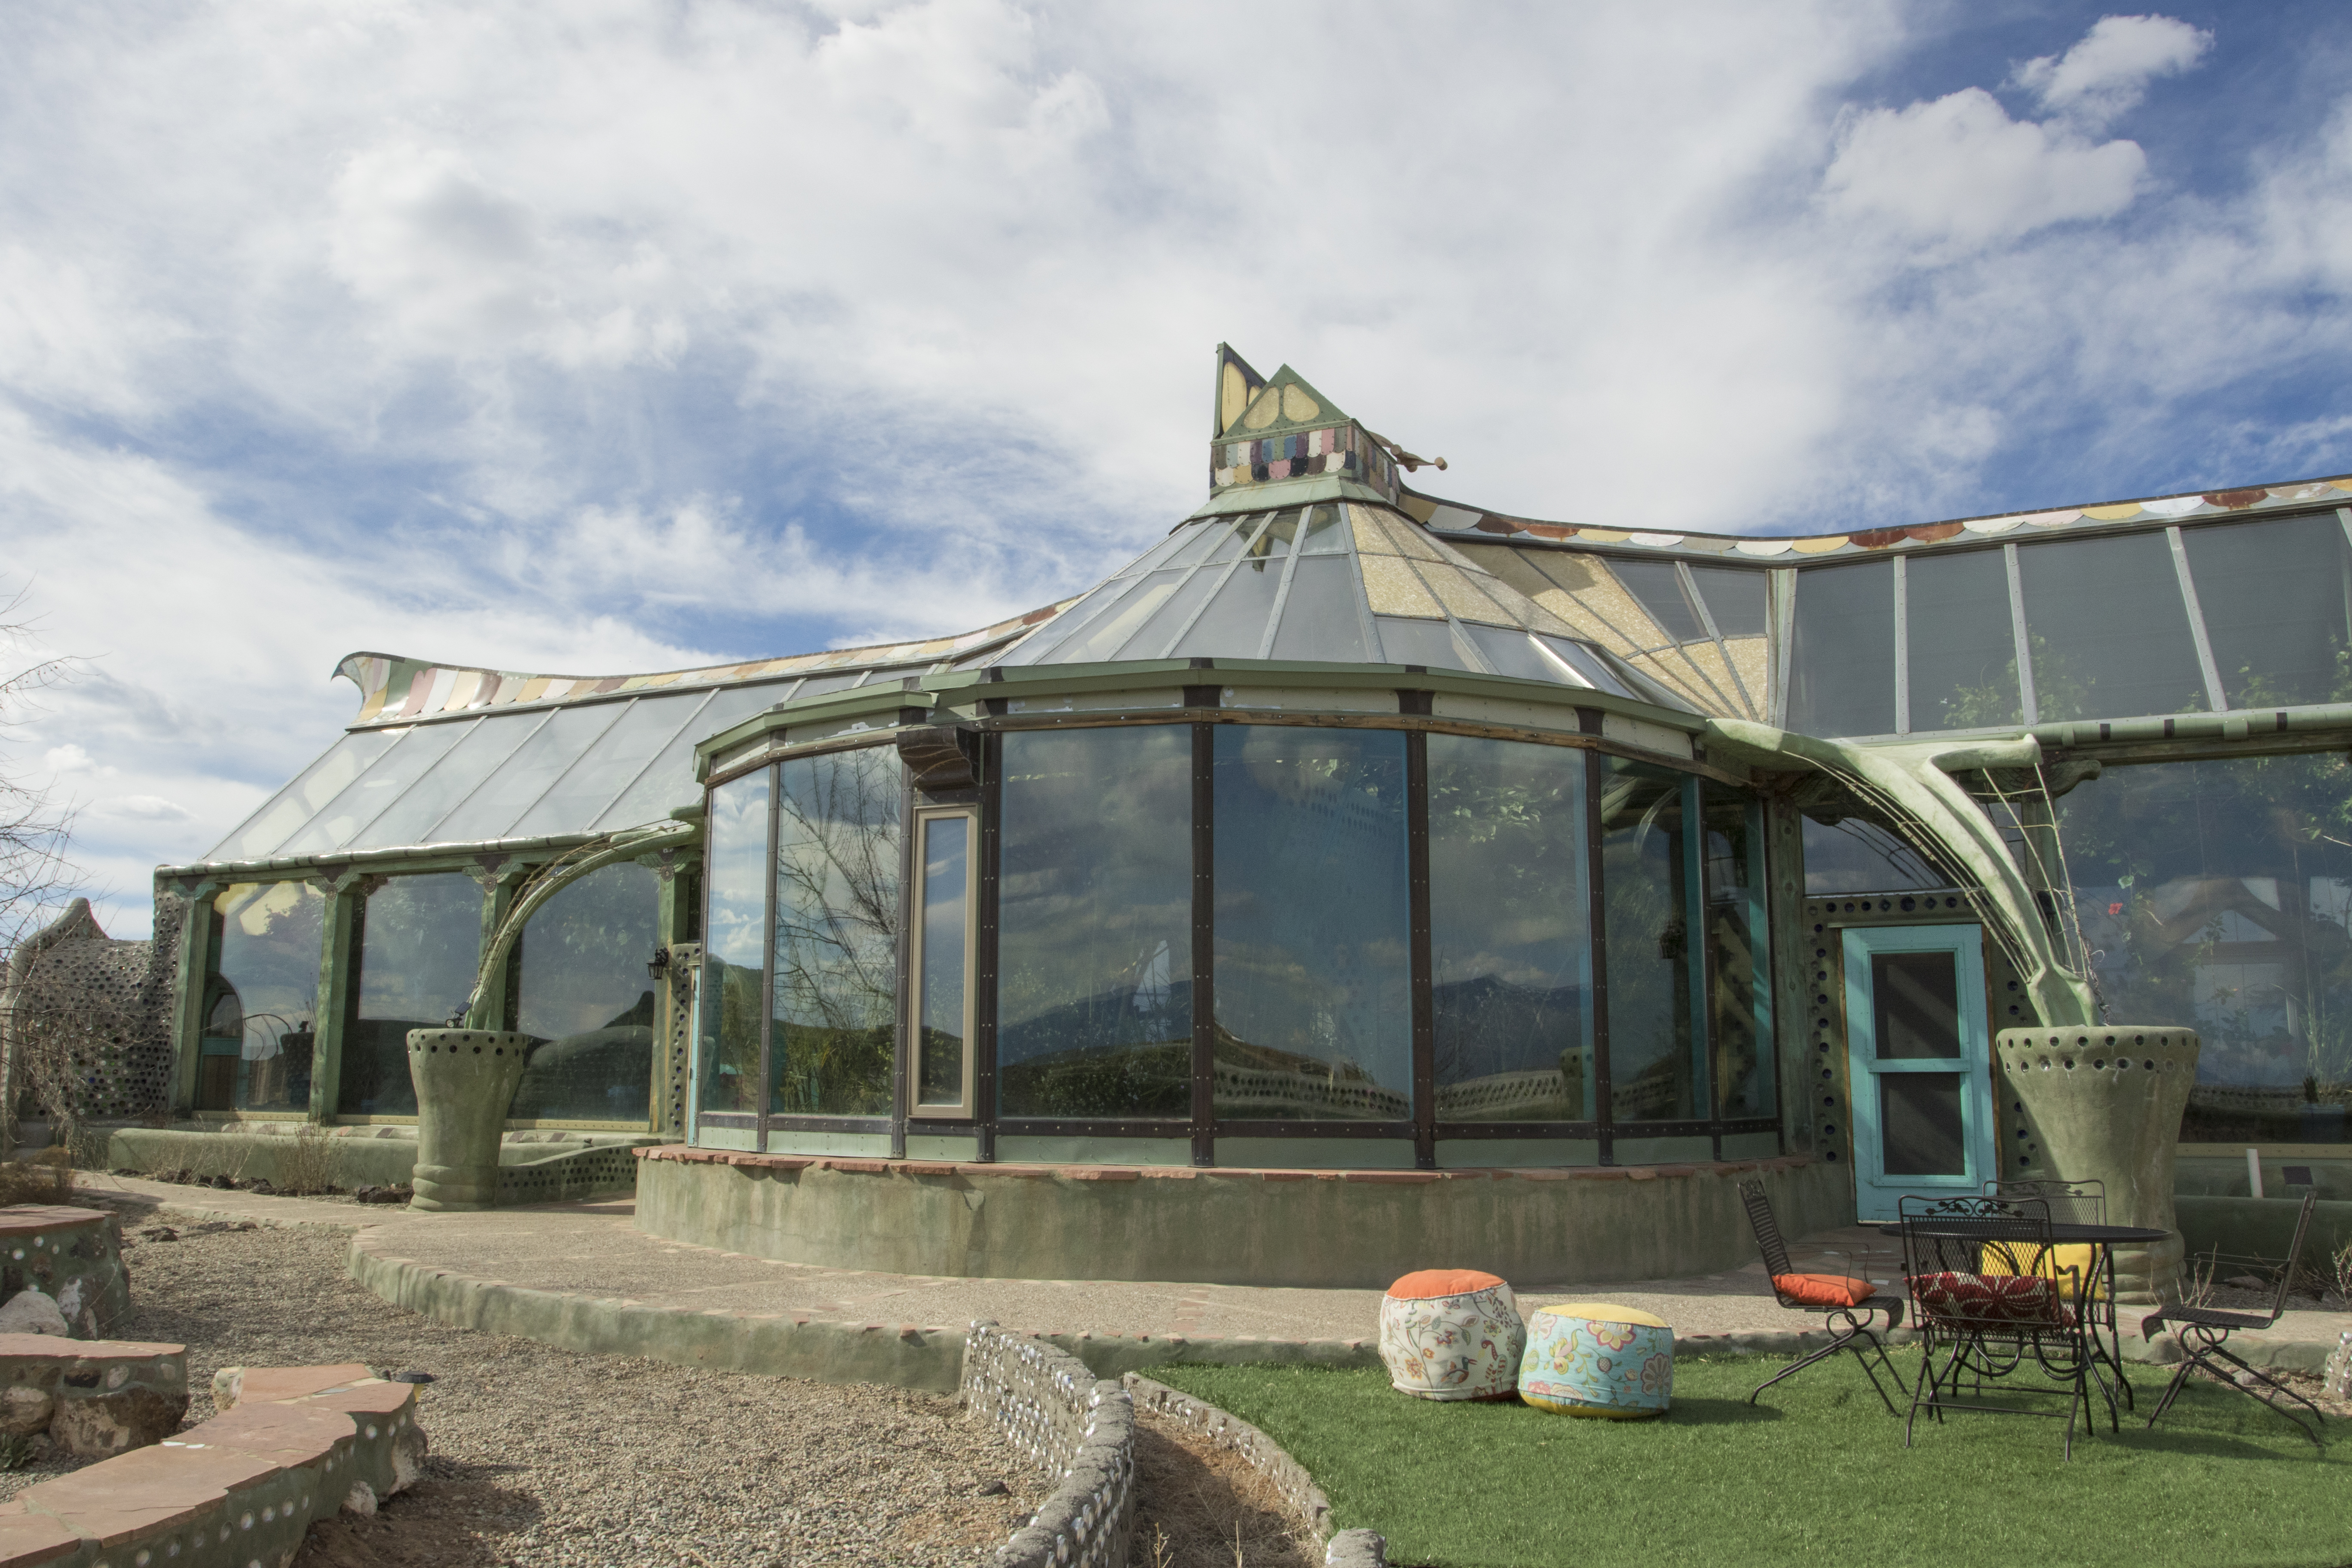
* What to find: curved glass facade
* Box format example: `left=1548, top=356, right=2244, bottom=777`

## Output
left=700, top=720, right=1776, bottom=1164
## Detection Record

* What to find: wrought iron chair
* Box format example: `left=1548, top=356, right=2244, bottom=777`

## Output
left=1900, top=1194, right=2110, bottom=1459
left=1988, top=1178, right=2128, bottom=1410
left=1736, top=1178, right=1905, bottom=1413
left=2141, top=1189, right=2327, bottom=1446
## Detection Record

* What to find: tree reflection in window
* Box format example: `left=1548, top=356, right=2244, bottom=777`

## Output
left=1599, top=762, right=1700, bottom=1122
left=509, top=861, right=658, bottom=1124
left=770, top=748, right=902, bottom=1117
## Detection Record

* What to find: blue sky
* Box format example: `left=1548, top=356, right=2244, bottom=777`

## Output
left=1, top=0, right=2347, bottom=936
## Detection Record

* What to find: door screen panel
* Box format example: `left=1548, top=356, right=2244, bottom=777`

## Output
left=1872, top=951, right=1960, bottom=1060
left=1880, top=1072, right=1966, bottom=1175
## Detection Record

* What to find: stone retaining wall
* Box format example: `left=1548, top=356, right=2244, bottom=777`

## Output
left=0, top=1209, right=127, bottom=1340
left=961, top=1321, right=1135, bottom=1568
left=0, top=1333, right=187, bottom=1458
left=0, top=1363, right=425, bottom=1568
left=1123, top=1375, right=1384, bottom=1568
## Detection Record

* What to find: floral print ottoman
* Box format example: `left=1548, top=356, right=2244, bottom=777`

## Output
left=1376, top=1269, right=1526, bottom=1401
left=1519, top=1302, right=1675, bottom=1419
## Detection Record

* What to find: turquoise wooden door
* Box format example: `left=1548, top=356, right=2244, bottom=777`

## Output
left=1844, top=924, right=1994, bottom=1222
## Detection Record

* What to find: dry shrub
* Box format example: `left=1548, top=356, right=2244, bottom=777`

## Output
left=1132, top=1413, right=1316, bottom=1568
left=274, top=1124, right=342, bottom=1196
left=0, top=1151, right=70, bottom=1206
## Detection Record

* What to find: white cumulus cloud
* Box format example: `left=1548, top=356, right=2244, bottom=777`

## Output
left=2015, top=14, right=2213, bottom=128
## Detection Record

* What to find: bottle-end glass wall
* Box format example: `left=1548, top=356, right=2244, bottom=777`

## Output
left=697, top=717, right=1779, bottom=1165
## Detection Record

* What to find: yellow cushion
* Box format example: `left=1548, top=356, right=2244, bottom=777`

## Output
left=1534, top=1302, right=1670, bottom=1329
left=1977, top=1243, right=2107, bottom=1301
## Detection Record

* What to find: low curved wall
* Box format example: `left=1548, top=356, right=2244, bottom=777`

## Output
left=962, top=1321, right=1136, bottom=1568
left=635, top=1148, right=1844, bottom=1288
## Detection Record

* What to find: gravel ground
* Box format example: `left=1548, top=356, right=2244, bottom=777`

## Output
left=87, top=1214, right=1052, bottom=1567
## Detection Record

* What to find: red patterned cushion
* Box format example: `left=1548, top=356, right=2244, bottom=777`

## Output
left=1912, top=1271, right=2073, bottom=1326
left=1771, top=1273, right=1877, bottom=1308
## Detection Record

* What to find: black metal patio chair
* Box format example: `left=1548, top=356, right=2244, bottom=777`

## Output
left=1736, top=1178, right=1905, bottom=1414
left=1988, top=1178, right=2129, bottom=1410
left=2141, top=1188, right=2327, bottom=1447
left=1900, top=1194, right=2110, bottom=1459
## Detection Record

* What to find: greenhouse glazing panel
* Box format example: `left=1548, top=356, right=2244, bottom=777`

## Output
left=1169, top=533, right=1293, bottom=659
left=1051, top=572, right=1193, bottom=664
left=2017, top=532, right=2207, bottom=722
left=1212, top=726, right=1411, bottom=1121
left=996, top=727, right=1192, bottom=1119
left=1427, top=735, right=1593, bottom=1121
left=198, top=882, right=326, bottom=1114
left=509, top=861, right=660, bottom=1124
left=595, top=682, right=791, bottom=832
left=2182, top=512, right=2352, bottom=709
left=1610, top=560, right=1706, bottom=642
left=1786, top=560, right=1897, bottom=738
left=273, top=720, right=479, bottom=860
left=1372, top=615, right=1465, bottom=672
left=771, top=748, right=901, bottom=1118
left=339, top=872, right=484, bottom=1117
left=699, top=768, right=769, bottom=1118
left=1268, top=557, right=1373, bottom=663
left=2057, top=755, right=2352, bottom=1145
left=349, top=712, right=548, bottom=850
left=429, top=704, right=630, bottom=844
left=509, top=694, right=710, bottom=840
left=1686, top=567, right=1769, bottom=637
left=1906, top=548, right=2021, bottom=732
left=211, top=728, right=404, bottom=863
left=1112, top=566, right=1230, bottom=660
left=1703, top=785, right=1771, bottom=1118
left=1599, top=761, right=1701, bottom=1122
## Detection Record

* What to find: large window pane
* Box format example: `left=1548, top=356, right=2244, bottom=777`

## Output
left=1599, top=761, right=1701, bottom=1122
left=1787, top=561, right=1897, bottom=738
left=1801, top=811, right=1949, bottom=894
left=2183, top=512, right=2352, bottom=709
left=2018, top=533, right=2207, bottom=722
left=431, top=704, right=629, bottom=844
left=1705, top=785, right=1773, bottom=1118
left=509, top=862, right=658, bottom=1124
left=699, top=768, right=769, bottom=1117
left=770, top=749, right=901, bottom=1118
left=2058, top=756, right=2352, bottom=1144
left=198, top=882, right=326, bottom=1113
left=1906, top=548, right=2021, bottom=732
left=913, top=815, right=971, bottom=1109
left=339, top=873, right=484, bottom=1116
left=997, top=728, right=1192, bottom=1119
left=1212, top=726, right=1410, bottom=1120
left=1427, top=736, right=1592, bottom=1122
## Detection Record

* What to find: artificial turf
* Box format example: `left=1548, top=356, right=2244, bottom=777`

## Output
left=1149, top=1351, right=2352, bottom=1568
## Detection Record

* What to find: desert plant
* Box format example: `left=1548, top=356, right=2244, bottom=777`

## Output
left=274, top=1124, right=341, bottom=1196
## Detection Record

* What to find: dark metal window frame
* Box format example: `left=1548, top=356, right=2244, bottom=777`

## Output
left=702, top=702, right=1780, bottom=1164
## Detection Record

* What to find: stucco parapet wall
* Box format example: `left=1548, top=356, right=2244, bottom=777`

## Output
left=631, top=1148, right=1844, bottom=1289
left=0, top=1363, right=424, bottom=1568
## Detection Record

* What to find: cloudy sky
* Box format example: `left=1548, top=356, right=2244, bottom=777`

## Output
left=3, top=0, right=2347, bottom=936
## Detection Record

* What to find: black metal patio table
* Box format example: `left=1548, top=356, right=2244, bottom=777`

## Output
left=1879, top=1219, right=2166, bottom=1411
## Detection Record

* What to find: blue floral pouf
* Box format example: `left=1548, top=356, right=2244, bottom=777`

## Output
left=1519, top=1302, right=1674, bottom=1419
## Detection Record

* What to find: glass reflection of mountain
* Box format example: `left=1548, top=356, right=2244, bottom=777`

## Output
left=1000, top=974, right=1599, bottom=1122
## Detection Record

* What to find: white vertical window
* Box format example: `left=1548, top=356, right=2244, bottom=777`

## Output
left=909, top=807, right=978, bottom=1118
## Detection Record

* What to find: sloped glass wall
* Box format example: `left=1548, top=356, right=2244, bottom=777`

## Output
left=199, top=882, right=326, bottom=1112
left=2059, top=755, right=2352, bottom=1144
left=339, top=873, right=484, bottom=1116
left=508, top=861, right=660, bottom=1124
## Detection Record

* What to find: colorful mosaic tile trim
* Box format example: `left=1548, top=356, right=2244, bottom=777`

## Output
left=337, top=604, right=1065, bottom=728
left=1210, top=421, right=1396, bottom=497
left=1403, top=476, right=2352, bottom=558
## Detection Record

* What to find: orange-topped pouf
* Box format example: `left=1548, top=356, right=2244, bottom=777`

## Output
left=1377, top=1268, right=1526, bottom=1401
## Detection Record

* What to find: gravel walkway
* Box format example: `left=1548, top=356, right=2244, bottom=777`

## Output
left=85, top=1216, right=1052, bottom=1568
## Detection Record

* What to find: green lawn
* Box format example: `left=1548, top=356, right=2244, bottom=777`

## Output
left=1150, top=1352, right=2351, bottom=1568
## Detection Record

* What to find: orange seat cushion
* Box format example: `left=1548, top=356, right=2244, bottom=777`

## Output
left=1387, top=1268, right=1507, bottom=1300
left=1771, top=1273, right=1877, bottom=1308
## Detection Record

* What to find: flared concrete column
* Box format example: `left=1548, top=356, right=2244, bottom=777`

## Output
left=406, top=1029, right=532, bottom=1212
left=1995, top=1027, right=2199, bottom=1305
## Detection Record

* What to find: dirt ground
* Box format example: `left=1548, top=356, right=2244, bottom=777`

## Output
left=59, top=1200, right=1322, bottom=1567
